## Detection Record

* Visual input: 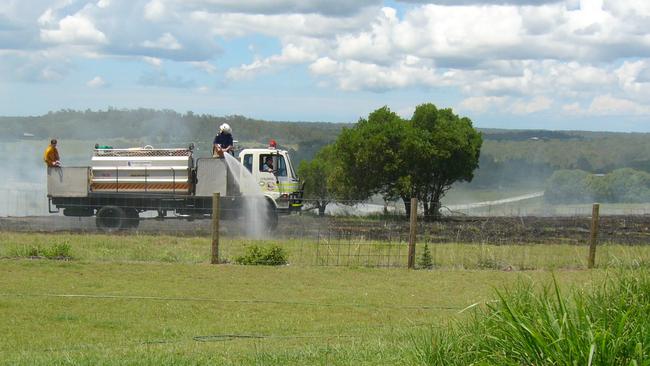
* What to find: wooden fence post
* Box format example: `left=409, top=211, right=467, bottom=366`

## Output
left=211, top=192, right=220, bottom=264
left=408, top=197, right=417, bottom=269
left=588, top=203, right=600, bottom=269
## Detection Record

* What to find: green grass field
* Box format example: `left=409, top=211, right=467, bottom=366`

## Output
left=0, top=232, right=647, bottom=365
left=1, top=232, right=649, bottom=269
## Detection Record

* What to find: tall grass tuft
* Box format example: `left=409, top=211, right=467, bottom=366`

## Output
left=8, top=242, right=73, bottom=260
left=411, top=271, right=650, bottom=365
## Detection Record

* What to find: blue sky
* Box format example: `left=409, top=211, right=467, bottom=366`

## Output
left=2, top=0, right=650, bottom=131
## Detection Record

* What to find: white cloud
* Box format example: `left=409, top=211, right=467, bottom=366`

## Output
left=6, top=0, right=650, bottom=120
left=226, top=43, right=317, bottom=80
left=142, top=56, right=163, bottom=67
left=180, top=0, right=379, bottom=16
left=40, top=14, right=107, bottom=45
left=510, top=96, right=553, bottom=114
left=37, top=8, right=56, bottom=26
left=142, top=32, right=182, bottom=50
left=587, top=95, right=648, bottom=115
left=40, top=66, right=64, bottom=81
left=144, top=0, right=166, bottom=21
left=562, top=102, right=583, bottom=114
left=86, top=76, right=106, bottom=88
left=189, top=61, right=217, bottom=74
left=459, top=96, right=508, bottom=113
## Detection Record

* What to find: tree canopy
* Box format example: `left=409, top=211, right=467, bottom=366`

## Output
left=329, top=103, right=483, bottom=218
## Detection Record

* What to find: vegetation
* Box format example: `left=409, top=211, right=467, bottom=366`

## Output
left=328, top=104, right=482, bottom=218
left=0, top=233, right=617, bottom=365
left=6, top=108, right=650, bottom=201
left=2, top=232, right=650, bottom=270
left=546, top=168, right=650, bottom=203
left=418, top=243, right=434, bottom=270
left=410, top=271, right=650, bottom=365
left=8, top=241, right=73, bottom=259
left=297, top=145, right=335, bottom=216
left=234, top=244, right=288, bottom=265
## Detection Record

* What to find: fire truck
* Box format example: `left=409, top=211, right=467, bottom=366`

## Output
left=47, top=144, right=303, bottom=231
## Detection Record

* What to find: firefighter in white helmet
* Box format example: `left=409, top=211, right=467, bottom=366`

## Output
left=213, top=123, right=234, bottom=157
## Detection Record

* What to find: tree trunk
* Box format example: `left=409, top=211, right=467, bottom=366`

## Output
left=318, top=202, right=327, bottom=217
left=402, top=196, right=411, bottom=220
left=429, top=187, right=443, bottom=221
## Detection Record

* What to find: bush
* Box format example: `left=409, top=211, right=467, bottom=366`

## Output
left=410, top=271, right=650, bottom=365
left=235, top=245, right=288, bottom=266
left=43, top=242, right=73, bottom=259
left=8, top=242, right=73, bottom=260
left=418, top=243, right=433, bottom=269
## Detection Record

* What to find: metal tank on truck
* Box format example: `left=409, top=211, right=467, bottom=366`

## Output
left=46, top=142, right=303, bottom=231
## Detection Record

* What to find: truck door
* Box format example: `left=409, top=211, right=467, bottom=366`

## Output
left=258, top=154, right=277, bottom=193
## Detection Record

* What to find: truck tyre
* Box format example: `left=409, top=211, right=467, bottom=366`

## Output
left=96, top=206, right=125, bottom=232
left=124, top=208, right=140, bottom=229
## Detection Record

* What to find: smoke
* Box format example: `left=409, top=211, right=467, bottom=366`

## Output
left=0, top=140, right=50, bottom=216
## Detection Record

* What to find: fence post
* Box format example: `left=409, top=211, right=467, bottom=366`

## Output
left=588, top=203, right=599, bottom=269
left=211, top=192, right=220, bottom=264
left=408, top=197, right=417, bottom=269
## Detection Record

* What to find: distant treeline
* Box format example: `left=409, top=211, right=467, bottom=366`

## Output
left=545, top=168, right=650, bottom=203
left=0, top=108, right=345, bottom=166
left=3, top=109, right=650, bottom=190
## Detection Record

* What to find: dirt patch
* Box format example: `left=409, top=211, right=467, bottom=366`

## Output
left=1, top=215, right=650, bottom=244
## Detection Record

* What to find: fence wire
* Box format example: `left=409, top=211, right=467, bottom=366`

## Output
left=1, top=194, right=650, bottom=270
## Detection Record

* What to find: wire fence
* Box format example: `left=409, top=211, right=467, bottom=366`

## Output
left=1, top=193, right=650, bottom=270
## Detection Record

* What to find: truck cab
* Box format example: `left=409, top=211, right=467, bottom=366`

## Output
left=238, top=147, right=303, bottom=213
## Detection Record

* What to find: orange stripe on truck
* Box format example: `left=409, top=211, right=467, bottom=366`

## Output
left=91, top=183, right=190, bottom=191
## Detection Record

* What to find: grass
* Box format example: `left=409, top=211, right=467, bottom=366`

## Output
left=0, top=259, right=605, bottom=365
left=0, top=232, right=648, bottom=364
left=1, top=232, right=650, bottom=270
left=409, top=270, right=650, bottom=365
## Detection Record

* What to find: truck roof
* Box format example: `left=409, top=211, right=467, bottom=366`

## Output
left=238, top=148, right=287, bottom=154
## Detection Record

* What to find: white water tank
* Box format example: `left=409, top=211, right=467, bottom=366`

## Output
left=90, top=147, right=192, bottom=194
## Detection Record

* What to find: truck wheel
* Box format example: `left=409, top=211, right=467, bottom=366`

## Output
left=96, top=206, right=125, bottom=232
left=124, top=208, right=140, bottom=229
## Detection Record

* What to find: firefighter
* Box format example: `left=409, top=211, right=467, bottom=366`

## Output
left=213, top=123, right=234, bottom=157
left=262, top=156, right=274, bottom=173
left=43, top=138, right=61, bottom=167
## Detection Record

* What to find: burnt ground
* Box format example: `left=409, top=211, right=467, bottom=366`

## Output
left=1, top=215, right=650, bottom=245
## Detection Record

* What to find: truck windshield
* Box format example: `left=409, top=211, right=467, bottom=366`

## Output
left=260, top=155, right=287, bottom=176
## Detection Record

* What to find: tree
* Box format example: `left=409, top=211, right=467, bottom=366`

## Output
left=606, top=168, right=650, bottom=203
left=410, top=104, right=483, bottom=218
left=297, top=145, right=335, bottom=216
left=329, top=104, right=482, bottom=219
left=544, top=169, right=591, bottom=203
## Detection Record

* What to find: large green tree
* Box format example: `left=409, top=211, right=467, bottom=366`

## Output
left=330, top=103, right=482, bottom=218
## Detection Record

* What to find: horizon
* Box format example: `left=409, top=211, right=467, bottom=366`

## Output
left=2, top=108, right=649, bottom=135
left=2, top=1, right=650, bottom=132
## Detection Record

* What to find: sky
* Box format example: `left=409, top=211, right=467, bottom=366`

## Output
left=1, top=0, right=650, bottom=131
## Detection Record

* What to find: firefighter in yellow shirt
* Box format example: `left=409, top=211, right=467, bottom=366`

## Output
left=44, top=139, right=61, bottom=167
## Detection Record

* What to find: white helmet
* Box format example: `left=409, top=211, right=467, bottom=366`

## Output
left=219, top=123, right=232, bottom=134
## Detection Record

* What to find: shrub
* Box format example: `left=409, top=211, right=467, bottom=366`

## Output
left=410, top=271, right=650, bottom=365
left=8, top=242, right=72, bottom=260
left=43, top=242, right=72, bottom=259
left=235, top=245, right=288, bottom=266
left=418, top=243, right=433, bottom=269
